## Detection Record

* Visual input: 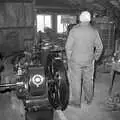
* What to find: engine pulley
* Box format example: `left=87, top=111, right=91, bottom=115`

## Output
left=47, top=58, right=69, bottom=111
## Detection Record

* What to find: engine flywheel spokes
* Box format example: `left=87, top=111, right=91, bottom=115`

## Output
left=48, top=61, right=69, bottom=111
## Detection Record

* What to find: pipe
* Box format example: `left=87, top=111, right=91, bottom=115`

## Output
left=0, top=82, right=24, bottom=87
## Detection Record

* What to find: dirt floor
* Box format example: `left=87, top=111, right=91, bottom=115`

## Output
left=1, top=62, right=120, bottom=120
left=54, top=65, right=120, bottom=120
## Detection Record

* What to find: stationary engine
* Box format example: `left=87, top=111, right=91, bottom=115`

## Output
left=17, top=65, right=49, bottom=112
left=0, top=43, right=69, bottom=112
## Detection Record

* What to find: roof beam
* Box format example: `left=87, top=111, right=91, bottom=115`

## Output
left=0, top=0, right=33, bottom=3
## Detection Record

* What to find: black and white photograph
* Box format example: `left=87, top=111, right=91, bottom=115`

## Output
left=0, top=0, right=120, bottom=120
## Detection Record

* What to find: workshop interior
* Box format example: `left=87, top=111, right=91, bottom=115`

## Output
left=0, top=0, right=120, bottom=120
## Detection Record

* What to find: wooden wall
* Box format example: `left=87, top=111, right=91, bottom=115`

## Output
left=0, top=2, right=34, bottom=56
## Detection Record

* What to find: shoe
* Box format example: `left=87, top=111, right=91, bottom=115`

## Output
left=84, top=96, right=92, bottom=105
left=86, top=100, right=92, bottom=105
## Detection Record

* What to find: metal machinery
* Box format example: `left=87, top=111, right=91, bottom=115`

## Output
left=92, top=16, right=115, bottom=65
left=108, top=51, right=120, bottom=95
left=0, top=38, right=69, bottom=119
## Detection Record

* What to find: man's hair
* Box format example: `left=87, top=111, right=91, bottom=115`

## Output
left=79, top=11, right=91, bottom=22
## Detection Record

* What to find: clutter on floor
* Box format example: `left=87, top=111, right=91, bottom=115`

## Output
left=105, top=93, right=120, bottom=111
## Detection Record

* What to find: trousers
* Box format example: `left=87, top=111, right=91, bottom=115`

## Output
left=68, top=61, right=94, bottom=104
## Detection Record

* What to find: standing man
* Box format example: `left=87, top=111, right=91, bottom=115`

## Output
left=65, top=11, right=103, bottom=107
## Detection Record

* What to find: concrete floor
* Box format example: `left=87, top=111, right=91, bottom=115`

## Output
left=1, top=61, right=120, bottom=120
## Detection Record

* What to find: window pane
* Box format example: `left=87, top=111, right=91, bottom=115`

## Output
left=57, top=15, right=64, bottom=33
left=37, top=14, right=52, bottom=32
left=57, top=15, right=76, bottom=33
left=37, top=15, right=44, bottom=32
left=45, top=15, right=52, bottom=28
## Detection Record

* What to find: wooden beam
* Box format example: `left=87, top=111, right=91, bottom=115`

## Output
left=36, top=6, right=80, bottom=14
left=0, top=26, right=33, bottom=29
left=0, top=0, right=33, bottom=3
left=35, top=5, right=80, bottom=10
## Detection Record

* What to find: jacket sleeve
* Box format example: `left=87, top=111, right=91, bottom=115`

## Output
left=65, top=30, right=74, bottom=60
left=94, top=31, right=103, bottom=61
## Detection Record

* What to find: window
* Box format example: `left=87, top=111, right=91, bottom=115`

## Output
left=57, top=15, right=67, bottom=33
left=37, top=14, right=52, bottom=32
left=57, top=15, right=76, bottom=33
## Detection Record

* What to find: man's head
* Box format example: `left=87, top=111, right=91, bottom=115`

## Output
left=79, top=11, right=91, bottom=22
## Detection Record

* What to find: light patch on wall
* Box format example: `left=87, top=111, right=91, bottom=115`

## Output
left=110, top=0, right=119, bottom=7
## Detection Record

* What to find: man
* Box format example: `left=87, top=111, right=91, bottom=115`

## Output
left=65, top=11, right=103, bottom=107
